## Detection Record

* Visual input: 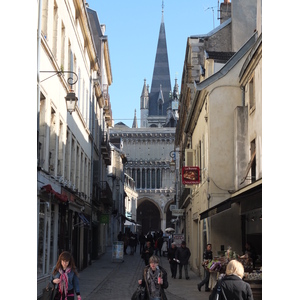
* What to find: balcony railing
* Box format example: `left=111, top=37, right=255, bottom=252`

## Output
left=92, top=181, right=113, bottom=207
left=101, top=131, right=111, bottom=165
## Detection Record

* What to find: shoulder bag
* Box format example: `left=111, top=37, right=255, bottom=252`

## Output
left=41, top=282, right=57, bottom=300
left=131, top=285, right=145, bottom=300
left=211, top=279, right=227, bottom=300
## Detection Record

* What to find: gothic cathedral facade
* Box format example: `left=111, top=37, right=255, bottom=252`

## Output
left=110, top=6, right=179, bottom=234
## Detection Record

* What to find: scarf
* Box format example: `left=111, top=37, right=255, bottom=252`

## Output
left=147, top=267, right=161, bottom=298
left=58, top=267, right=71, bottom=300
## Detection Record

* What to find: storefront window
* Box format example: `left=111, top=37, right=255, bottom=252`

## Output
left=38, top=202, right=56, bottom=277
left=38, top=203, right=49, bottom=276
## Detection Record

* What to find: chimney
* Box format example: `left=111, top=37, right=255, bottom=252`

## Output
left=220, top=0, right=231, bottom=24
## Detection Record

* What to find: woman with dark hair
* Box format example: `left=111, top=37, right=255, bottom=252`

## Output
left=51, top=251, right=81, bottom=300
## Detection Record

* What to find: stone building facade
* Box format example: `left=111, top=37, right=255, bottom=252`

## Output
left=37, top=0, right=113, bottom=297
left=175, top=0, right=262, bottom=278
left=110, top=126, right=176, bottom=234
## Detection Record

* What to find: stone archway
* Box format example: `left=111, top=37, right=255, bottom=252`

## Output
left=137, top=200, right=161, bottom=234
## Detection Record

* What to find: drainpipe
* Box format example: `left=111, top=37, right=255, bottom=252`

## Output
left=37, top=0, right=42, bottom=268
left=89, top=75, right=94, bottom=264
left=37, top=0, right=42, bottom=166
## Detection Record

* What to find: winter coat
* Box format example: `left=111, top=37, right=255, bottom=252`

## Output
left=203, top=249, right=213, bottom=260
left=140, top=265, right=168, bottom=300
left=209, top=275, right=253, bottom=300
left=142, top=245, right=154, bottom=261
left=176, top=246, right=191, bottom=265
left=167, top=247, right=178, bottom=265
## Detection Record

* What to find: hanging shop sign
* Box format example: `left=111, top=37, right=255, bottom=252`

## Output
left=172, top=209, right=185, bottom=216
left=100, top=214, right=110, bottom=224
left=182, top=167, right=200, bottom=185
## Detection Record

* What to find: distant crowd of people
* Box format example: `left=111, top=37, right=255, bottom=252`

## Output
left=113, top=228, right=256, bottom=300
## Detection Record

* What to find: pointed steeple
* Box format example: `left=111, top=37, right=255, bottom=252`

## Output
left=148, top=2, right=171, bottom=117
left=140, top=78, right=149, bottom=109
left=172, top=78, right=179, bottom=100
left=132, top=109, right=138, bottom=128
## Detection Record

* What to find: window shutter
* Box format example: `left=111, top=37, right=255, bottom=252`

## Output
left=185, top=149, right=195, bottom=167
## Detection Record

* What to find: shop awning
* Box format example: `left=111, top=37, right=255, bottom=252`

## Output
left=41, top=184, right=68, bottom=202
left=120, top=214, right=136, bottom=224
left=124, top=220, right=136, bottom=226
left=199, top=180, right=262, bottom=220
left=200, top=198, right=232, bottom=220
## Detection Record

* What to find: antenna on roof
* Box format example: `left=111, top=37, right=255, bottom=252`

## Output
left=162, top=0, right=164, bottom=13
left=204, top=5, right=217, bottom=29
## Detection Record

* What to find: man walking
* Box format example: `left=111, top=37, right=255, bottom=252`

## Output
left=197, top=243, right=213, bottom=292
left=177, top=241, right=191, bottom=280
left=167, top=242, right=178, bottom=278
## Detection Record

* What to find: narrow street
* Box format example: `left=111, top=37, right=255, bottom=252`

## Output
left=79, top=247, right=210, bottom=300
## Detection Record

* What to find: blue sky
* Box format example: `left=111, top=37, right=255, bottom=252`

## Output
left=87, top=0, right=220, bottom=127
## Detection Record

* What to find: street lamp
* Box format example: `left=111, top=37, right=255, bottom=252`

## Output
left=169, top=149, right=183, bottom=234
left=65, top=90, right=78, bottom=114
left=169, top=150, right=182, bottom=172
left=40, top=70, right=78, bottom=114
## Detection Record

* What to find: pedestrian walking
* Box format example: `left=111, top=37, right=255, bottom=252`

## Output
left=129, top=232, right=136, bottom=255
left=138, top=255, right=169, bottom=300
left=167, top=242, right=178, bottom=279
left=176, top=241, right=191, bottom=280
left=155, top=235, right=164, bottom=257
left=50, top=251, right=81, bottom=300
left=209, top=259, right=254, bottom=300
left=197, top=243, right=213, bottom=292
left=139, top=232, right=146, bottom=254
left=142, top=241, right=154, bottom=266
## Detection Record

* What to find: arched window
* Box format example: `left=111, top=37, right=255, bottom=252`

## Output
left=151, top=169, right=155, bottom=189
left=158, top=99, right=163, bottom=115
left=159, top=103, right=162, bottom=115
left=147, top=169, right=150, bottom=189
left=156, top=169, right=161, bottom=188
left=142, top=169, right=145, bottom=189
left=137, top=169, right=140, bottom=188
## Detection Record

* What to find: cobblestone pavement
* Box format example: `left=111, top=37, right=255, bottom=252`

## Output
left=79, top=247, right=210, bottom=300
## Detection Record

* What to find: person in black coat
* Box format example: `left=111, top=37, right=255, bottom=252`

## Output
left=167, top=242, right=178, bottom=279
left=139, top=233, right=146, bottom=254
left=198, top=243, right=213, bottom=292
left=209, top=260, right=253, bottom=300
left=142, top=241, right=154, bottom=266
left=176, top=241, right=191, bottom=279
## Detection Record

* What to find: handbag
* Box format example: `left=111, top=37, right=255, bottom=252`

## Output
left=131, top=285, right=145, bottom=300
left=41, top=283, right=57, bottom=300
left=210, top=279, right=227, bottom=300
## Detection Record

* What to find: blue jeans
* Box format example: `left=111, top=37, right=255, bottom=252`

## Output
left=199, top=269, right=210, bottom=290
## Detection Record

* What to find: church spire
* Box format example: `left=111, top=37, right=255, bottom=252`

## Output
left=148, top=1, right=171, bottom=118
left=132, top=109, right=138, bottom=128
